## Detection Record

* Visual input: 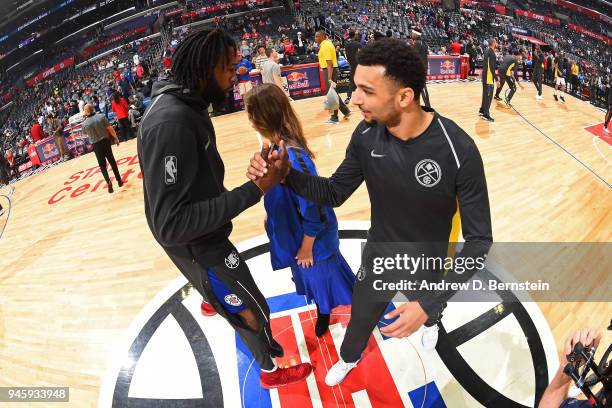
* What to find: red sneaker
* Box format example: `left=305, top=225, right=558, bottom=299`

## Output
left=260, top=363, right=313, bottom=389
left=200, top=300, right=217, bottom=317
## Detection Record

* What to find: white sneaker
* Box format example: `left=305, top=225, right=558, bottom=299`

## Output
left=325, top=358, right=359, bottom=386
left=421, top=324, right=439, bottom=350
left=604, top=127, right=610, bottom=133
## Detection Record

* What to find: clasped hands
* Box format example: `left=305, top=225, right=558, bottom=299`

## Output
left=247, top=140, right=291, bottom=193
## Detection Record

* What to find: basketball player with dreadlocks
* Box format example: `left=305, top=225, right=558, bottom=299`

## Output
left=137, top=29, right=312, bottom=390
left=553, top=52, right=567, bottom=103
left=494, top=50, right=523, bottom=108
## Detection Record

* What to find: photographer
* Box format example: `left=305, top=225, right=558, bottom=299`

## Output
left=539, top=328, right=607, bottom=408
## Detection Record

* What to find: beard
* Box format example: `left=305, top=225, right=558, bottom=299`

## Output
left=202, top=80, right=230, bottom=104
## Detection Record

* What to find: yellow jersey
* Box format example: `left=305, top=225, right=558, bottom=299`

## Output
left=318, top=39, right=338, bottom=69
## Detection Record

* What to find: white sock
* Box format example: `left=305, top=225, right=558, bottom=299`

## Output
left=260, top=359, right=278, bottom=373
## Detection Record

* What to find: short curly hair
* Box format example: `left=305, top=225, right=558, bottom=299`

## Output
left=357, top=38, right=426, bottom=99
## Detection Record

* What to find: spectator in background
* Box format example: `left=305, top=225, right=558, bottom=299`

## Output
left=111, top=91, right=134, bottom=142
left=450, top=38, right=462, bottom=55
left=253, top=45, right=268, bottom=70
left=262, top=49, right=283, bottom=91
left=240, top=40, right=252, bottom=59
left=136, top=63, right=145, bottom=80
left=78, top=93, right=86, bottom=113
left=46, top=114, right=69, bottom=160
left=294, top=32, right=306, bottom=55
left=162, top=53, right=173, bottom=71
left=30, top=119, right=46, bottom=143
left=236, top=50, right=254, bottom=98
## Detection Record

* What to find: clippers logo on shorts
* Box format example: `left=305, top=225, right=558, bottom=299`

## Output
left=225, top=250, right=240, bottom=269
left=415, top=159, right=442, bottom=187
left=224, top=294, right=243, bottom=307
left=164, top=156, right=177, bottom=185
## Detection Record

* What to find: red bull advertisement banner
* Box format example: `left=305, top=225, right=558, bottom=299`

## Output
left=233, top=63, right=322, bottom=103
left=427, top=56, right=462, bottom=80
left=34, top=134, right=92, bottom=164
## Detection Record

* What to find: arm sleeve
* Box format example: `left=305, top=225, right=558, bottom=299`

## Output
left=285, top=129, right=364, bottom=207
left=290, top=152, right=326, bottom=237
left=418, top=139, right=493, bottom=317
left=141, top=122, right=262, bottom=246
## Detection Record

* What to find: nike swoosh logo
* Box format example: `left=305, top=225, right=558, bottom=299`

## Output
left=370, top=150, right=385, bottom=158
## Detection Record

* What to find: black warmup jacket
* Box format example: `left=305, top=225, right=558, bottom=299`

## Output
left=137, top=81, right=282, bottom=368
left=285, top=110, right=493, bottom=316
left=137, top=81, right=262, bottom=264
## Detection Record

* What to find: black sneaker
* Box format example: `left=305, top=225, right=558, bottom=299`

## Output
left=554, top=94, right=558, bottom=101
left=505, top=98, right=512, bottom=107
left=108, top=183, right=114, bottom=194
left=560, top=95, right=565, bottom=103
left=494, top=95, right=502, bottom=101
left=344, top=97, right=351, bottom=105
left=482, top=115, right=495, bottom=122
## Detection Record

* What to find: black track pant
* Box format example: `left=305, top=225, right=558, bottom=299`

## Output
left=92, top=138, right=121, bottom=185
left=495, top=76, right=517, bottom=102
left=347, top=66, right=356, bottom=99
left=533, top=71, right=543, bottom=96
left=605, top=105, right=611, bottom=129
left=480, top=84, right=494, bottom=116
left=322, top=68, right=350, bottom=119
left=340, top=266, right=445, bottom=363
left=194, top=241, right=283, bottom=370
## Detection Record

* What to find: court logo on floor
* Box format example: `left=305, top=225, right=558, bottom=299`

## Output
left=99, top=224, right=558, bottom=408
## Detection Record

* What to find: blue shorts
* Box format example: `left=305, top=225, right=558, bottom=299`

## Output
left=207, top=268, right=247, bottom=314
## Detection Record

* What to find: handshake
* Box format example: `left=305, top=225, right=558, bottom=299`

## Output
left=247, top=140, right=291, bottom=194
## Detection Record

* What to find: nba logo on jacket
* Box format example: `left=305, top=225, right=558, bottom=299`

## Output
left=164, top=156, right=177, bottom=185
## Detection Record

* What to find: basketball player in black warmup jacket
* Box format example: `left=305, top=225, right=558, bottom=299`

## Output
left=605, top=81, right=611, bottom=134
left=494, top=51, right=523, bottom=107
left=248, top=38, right=492, bottom=387
left=479, top=38, right=498, bottom=122
left=532, top=46, right=544, bottom=101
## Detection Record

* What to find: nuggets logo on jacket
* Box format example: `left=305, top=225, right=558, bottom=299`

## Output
left=415, top=159, right=442, bottom=187
left=225, top=250, right=240, bottom=269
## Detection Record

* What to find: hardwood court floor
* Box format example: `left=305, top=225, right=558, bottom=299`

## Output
left=0, top=81, right=610, bottom=407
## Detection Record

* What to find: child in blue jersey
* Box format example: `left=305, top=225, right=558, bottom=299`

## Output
left=244, top=83, right=355, bottom=337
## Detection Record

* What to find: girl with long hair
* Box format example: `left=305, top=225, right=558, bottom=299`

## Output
left=244, top=83, right=355, bottom=337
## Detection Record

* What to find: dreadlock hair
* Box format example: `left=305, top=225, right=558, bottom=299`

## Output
left=171, top=29, right=236, bottom=92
